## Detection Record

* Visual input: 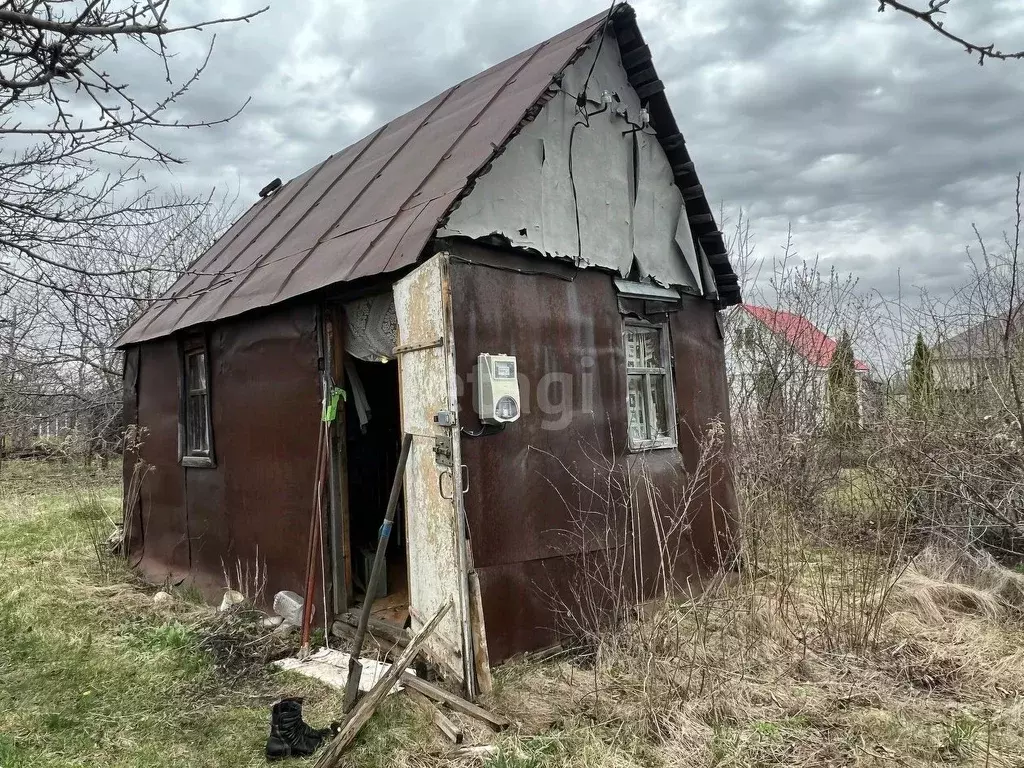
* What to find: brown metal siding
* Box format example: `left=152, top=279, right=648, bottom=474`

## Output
left=448, top=243, right=735, bottom=662
left=669, top=297, right=737, bottom=573
left=128, top=303, right=323, bottom=603
left=133, top=338, right=189, bottom=582
left=122, top=346, right=143, bottom=559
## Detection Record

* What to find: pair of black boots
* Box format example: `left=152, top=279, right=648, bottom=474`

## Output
left=265, top=697, right=338, bottom=761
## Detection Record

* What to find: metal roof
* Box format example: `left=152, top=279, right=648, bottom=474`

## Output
left=931, top=315, right=1019, bottom=360
left=742, top=305, right=869, bottom=372
left=118, top=4, right=739, bottom=347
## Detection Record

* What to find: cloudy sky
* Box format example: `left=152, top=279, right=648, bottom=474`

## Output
left=139, top=0, right=1024, bottom=301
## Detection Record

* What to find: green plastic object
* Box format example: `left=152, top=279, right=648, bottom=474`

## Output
left=322, top=387, right=346, bottom=423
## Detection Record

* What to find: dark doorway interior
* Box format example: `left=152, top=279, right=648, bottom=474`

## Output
left=344, top=356, right=407, bottom=623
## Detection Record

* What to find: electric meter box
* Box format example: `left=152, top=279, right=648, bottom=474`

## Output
left=476, top=353, right=521, bottom=424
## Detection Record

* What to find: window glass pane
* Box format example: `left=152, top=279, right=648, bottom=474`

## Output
left=626, top=327, right=662, bottom=369
left=627, top=374, right=648, bottom=441
left=187, top=393, right=209, bottom=454
left=187, top=351, right=207, bottom=392
left=648, top=374, right=670, bottom=438
left=625, top=329, right=641, bottom=368
left=642, top=328, right=662, bottom=368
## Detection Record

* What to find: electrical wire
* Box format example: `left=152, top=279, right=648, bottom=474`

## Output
left=567, top=0, right=617, bottom=274
left=579, top=0, right=618, bottom=104
left=568, top=117, right=586, bottom=270
left=461, top=422, right=506, bottom=438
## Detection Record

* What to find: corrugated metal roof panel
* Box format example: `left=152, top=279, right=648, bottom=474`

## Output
left=118, top=4, right=742, bottom=346
left=118, top=13, right=606, bottom=346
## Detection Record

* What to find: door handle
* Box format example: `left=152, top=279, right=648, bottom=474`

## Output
left=438, top=469, right=454, bottom=500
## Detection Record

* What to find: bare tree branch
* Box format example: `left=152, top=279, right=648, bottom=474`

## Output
left=0, top=0, right=265, bottom=288
left=878, top=0, right=1024, bottom=65
left=0, top=5, right=266, bottom=37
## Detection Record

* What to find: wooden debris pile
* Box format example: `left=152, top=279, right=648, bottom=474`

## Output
left=313, top=600, right=510, bottom=767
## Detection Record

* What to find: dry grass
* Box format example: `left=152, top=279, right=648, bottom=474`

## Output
left=4, top=454, right=1024, bottom=767
left=397, top=430, right=1024, bottom=767
left=467, top=551, right=1024, bottom=768
left=0, top=460, right=400, bottom=768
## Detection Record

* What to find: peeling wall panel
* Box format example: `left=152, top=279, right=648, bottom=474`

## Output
left=440, top=29, right=699, bottom=294
left=674, top=209, right=704, bottom=295
left=632, top=134, right=699, bottom=290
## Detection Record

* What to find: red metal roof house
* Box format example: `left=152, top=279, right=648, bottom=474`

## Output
left=728, top=305, right=874, bottom=434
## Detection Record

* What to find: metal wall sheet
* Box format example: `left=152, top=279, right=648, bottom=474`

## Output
left=133, top=338, right=189, bottom=583
left=447, top=242, right=736, bottom=661
left=449, top=248, right=626, bottom=569
left=475, top=551, right=624, bottom=663
left=668, top=294, right=738, bottom=574
left=128, top=303, right=324, bottom=605
left=122, top=346, right=143, bottom=559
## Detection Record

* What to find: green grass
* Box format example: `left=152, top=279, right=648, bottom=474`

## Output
left=0, top=459, right=418, bottom=767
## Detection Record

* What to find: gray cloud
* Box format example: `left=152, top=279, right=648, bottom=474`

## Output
left=130, top=0, right=1024, bottom=300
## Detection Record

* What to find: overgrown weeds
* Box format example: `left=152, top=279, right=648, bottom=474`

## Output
left=468, top=407, right=1024, bottom=767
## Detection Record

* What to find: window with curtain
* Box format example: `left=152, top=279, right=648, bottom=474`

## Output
left=624, top=321, right=677, bottom=450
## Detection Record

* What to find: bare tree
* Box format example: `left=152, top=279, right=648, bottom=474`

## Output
left=0, top=189, right=236, bottom=460
left=877, top=1, right=1024, bottom=64
left=0, top=0, right=265, bottom=289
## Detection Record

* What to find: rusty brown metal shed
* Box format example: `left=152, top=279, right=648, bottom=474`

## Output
left=119, top=4, right=740, bottom=694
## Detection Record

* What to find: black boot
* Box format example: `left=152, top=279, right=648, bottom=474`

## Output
left=265, top=700, right=292, bottom=761
left=266, top=698, right=333, bottom=760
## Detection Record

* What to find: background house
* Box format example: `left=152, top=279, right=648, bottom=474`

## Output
left=726, top=305, right=878, bottom=434
left=932, top=316, right=1022, bottom=392
left=117, top=5, right=740, bottom=694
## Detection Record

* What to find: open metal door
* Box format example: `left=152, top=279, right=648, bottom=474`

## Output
left=393, top=253, right=477, bottom=695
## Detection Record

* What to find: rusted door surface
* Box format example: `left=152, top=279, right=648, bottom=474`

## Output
left=393, top=253, right=477, bottom=693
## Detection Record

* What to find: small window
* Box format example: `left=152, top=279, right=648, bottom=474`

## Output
left=181, top=340, right=214, bottom=467
left=734, top=326, right=756, bottom=350
left=624, top=321, right=677, bottom=450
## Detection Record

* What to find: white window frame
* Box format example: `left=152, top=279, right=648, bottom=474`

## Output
left=623, top=319, right=678, bottom=451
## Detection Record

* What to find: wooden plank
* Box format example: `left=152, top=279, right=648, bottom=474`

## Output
left=431, top=705, right=463, bottom=744
left=329, top=621, right=396, bottom=661
left=325, top=306, right=352, bottom=612
left=400, top=673, right=510, bottom=731
left=467, top=565, right=493, bottom=694
left=406, top=690, right=463, bottom=744
left=313, top=601, right=451, bottom=767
